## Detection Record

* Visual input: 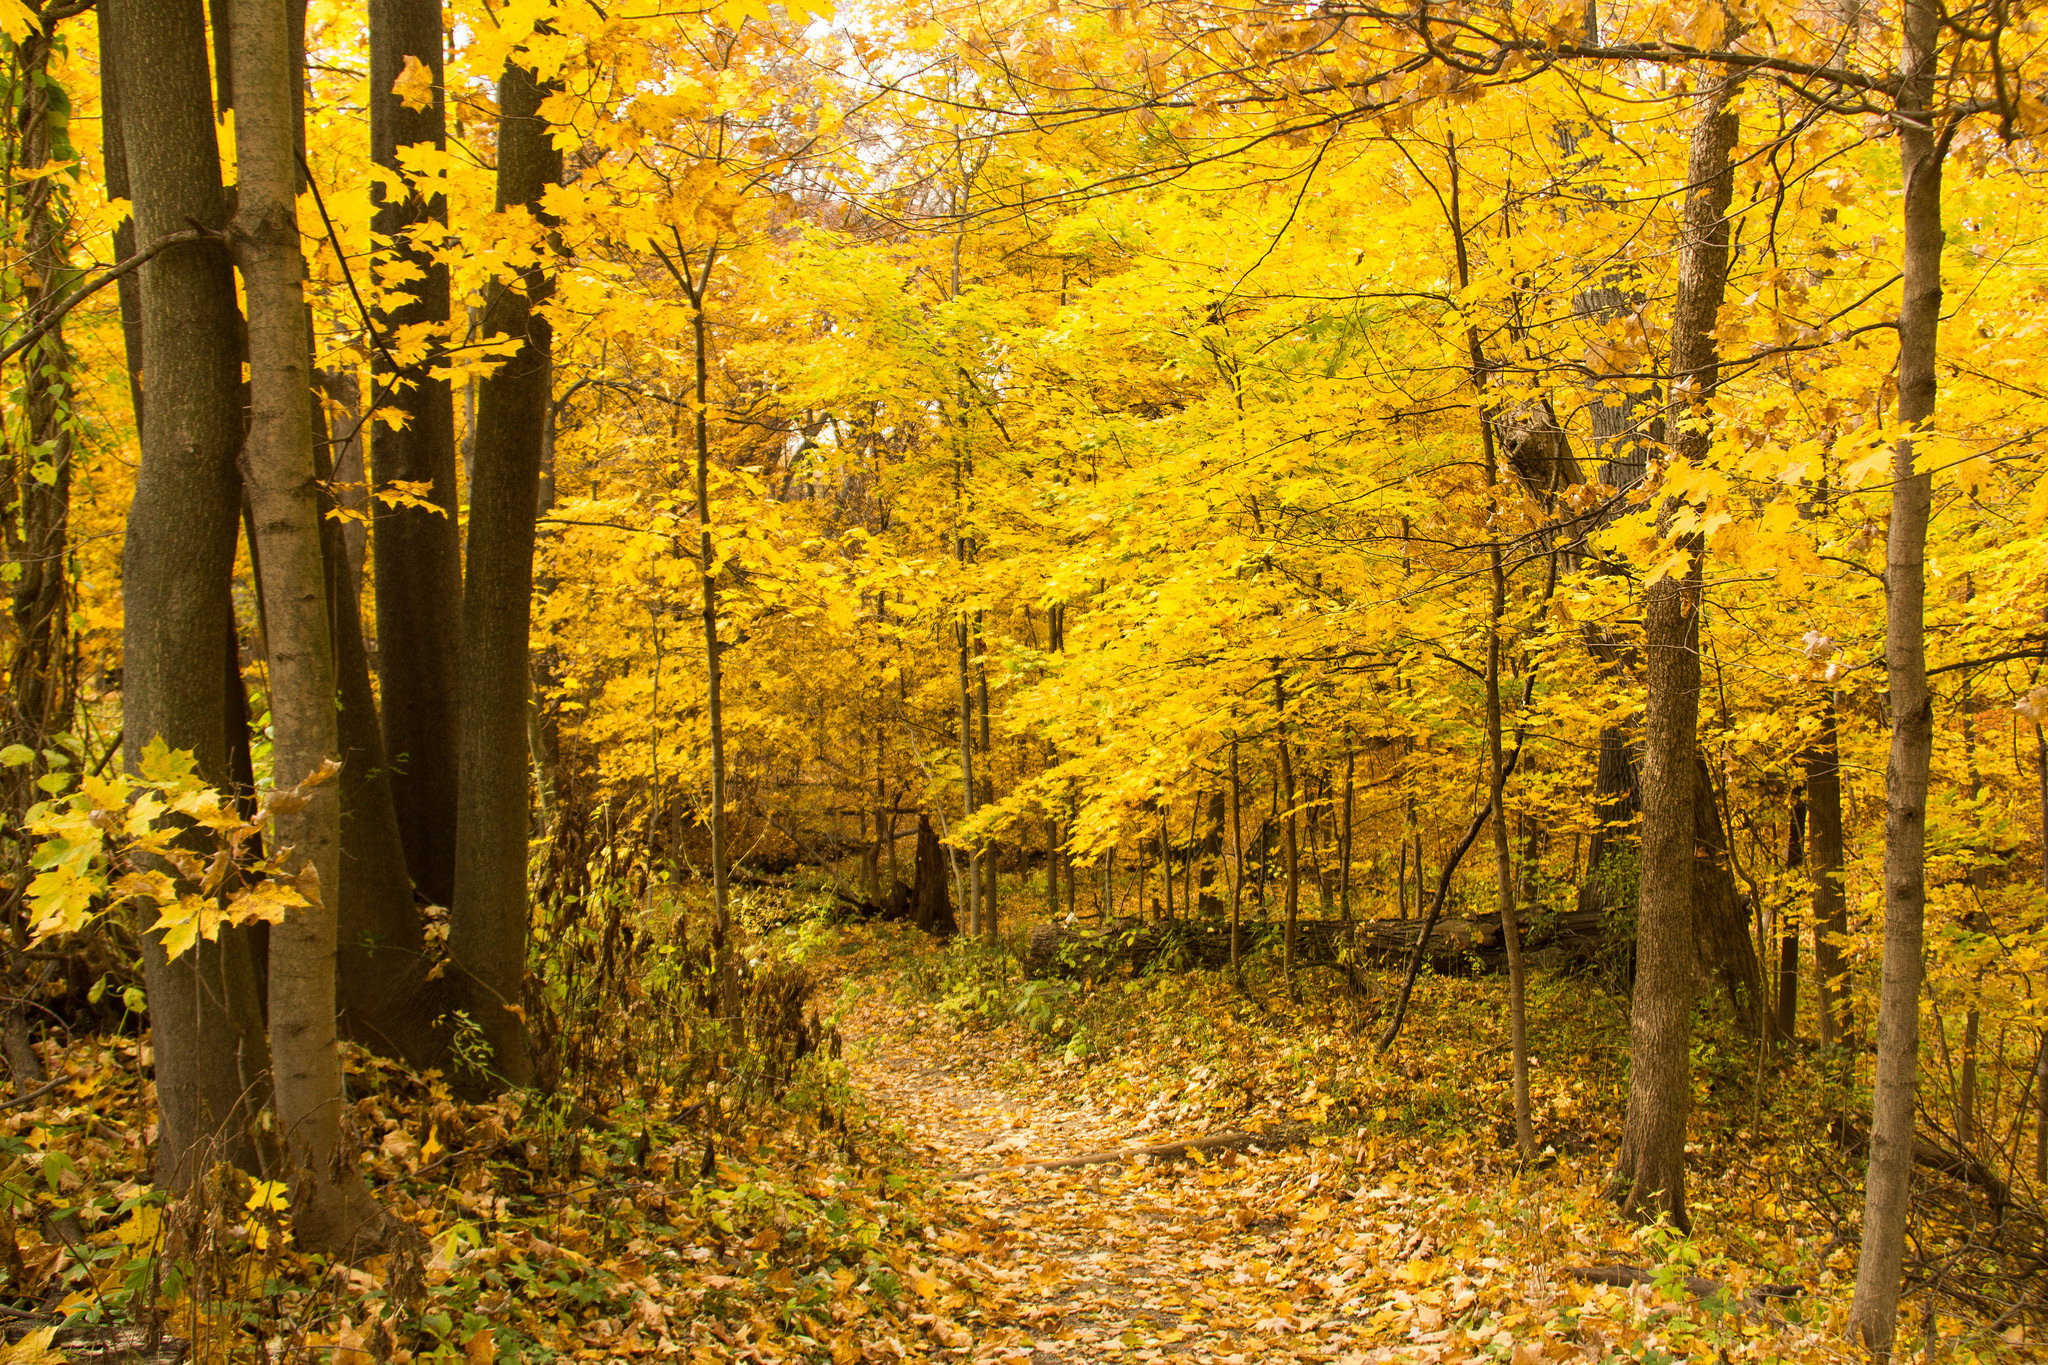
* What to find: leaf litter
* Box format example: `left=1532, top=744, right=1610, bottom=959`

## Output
left=0, top=917, right=2025, bottom=1364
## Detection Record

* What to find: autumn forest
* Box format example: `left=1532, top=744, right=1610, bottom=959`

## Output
left=1, top=0, right=2045, bottom=1360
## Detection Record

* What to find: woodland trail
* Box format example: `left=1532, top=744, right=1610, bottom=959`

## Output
left=842, top=997, right=1446, bottom=1365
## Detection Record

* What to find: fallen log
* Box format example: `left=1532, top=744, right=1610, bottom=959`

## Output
left=1022, top=909, right=1613, bottom=980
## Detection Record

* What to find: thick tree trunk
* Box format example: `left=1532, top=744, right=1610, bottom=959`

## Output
left=449, top=54, right=559, bottom=1090
left=1847, top=2, right=1944, bottom=1345
left=1610, top=62, right=1738, bottom=1230
left=368, top=0, right=462, bottom=907
left=103, top=0, right=275, bottom=1190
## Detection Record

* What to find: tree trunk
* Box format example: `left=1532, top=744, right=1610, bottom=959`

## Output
left=98, top=49, right=146, bottom=427
left=449, top=52, right=559, bottom=1090
left=229, top=0, right=384, bottom=1253
left=1847, top=1, right=1944, bottom=1344
left=1276, top=681, right=1299, bottom=987
left=1229, top=741, right=1243, bottom=974
left=1610, top=61, right=1739, bottom=1230
left=1779, top=786, right=1805, bottom=1040
left=956, top=619, right=978, bottom=935
left=316, top=388, right=439, bottom=1067
left=1692, top=754, right=1769, bottom=1032
left=7, top=12, right=75, bottom=758
left=368, top=0, right=461, bottom=908
left=912, top=814, right=955, bottom=935
left=103, top=0, right=275, bottom=1190
left=1808, top=695, right=1851, bottom=1043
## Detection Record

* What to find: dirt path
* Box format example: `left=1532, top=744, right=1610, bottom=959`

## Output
left=843, top=999, right=1411, bottom=1365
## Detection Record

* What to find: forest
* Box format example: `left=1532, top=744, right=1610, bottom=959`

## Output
left=0, top=0, right=2045, bottom=1360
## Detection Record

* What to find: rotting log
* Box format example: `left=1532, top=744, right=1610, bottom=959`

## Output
left=1022, top=910, right=1613, bottom=980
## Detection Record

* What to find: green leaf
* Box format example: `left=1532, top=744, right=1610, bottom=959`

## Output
left=0, top=744, right=33, bottom=767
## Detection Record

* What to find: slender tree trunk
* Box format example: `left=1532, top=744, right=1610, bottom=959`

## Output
left=1441, top=128, right=1535, bottom=1160
left=1277, top=685, right=1299, bottom=991
left=670, top=248, right=733, bottom=982
left=1610, top=61, right=1740, bottom=1230
left=1339, top=747, right=1355, bottom=920
left=229, top=0, right=379, bottom=1251
left=368, top=0, right=461, bottom=907
left=1779, top=787, right=1805, bottom=1040
left=1229, top=741, right=1243, bottom=976
left=1848, top=3, right=1946, bottom=1342
left=103, top=0, right=274, bottom=1189
left=449, top=52, right=558, bottom=1088
left=1808, top=695, right=1851, bottom=1043
left=8, top=13, right=75, bottom=757
left=1487, top=556, right=1533, bottom=1162
left=956, top=618, right=978, bottom=935
left=979, top=634, right=997, bottom=939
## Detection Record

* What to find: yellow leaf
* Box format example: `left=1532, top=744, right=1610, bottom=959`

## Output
left=246, top=1179, right=290, bottom=1213
left=0, top=0, right=36, bottom=44
left=392, top=54, right=436, bottom=113
left=0, top=1327, right=63, bottom=1365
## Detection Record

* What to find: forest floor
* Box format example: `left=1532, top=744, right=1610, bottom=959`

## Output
left=817, top=924, right=2021, bottom=1365
left=0, top=914, right=2029, bottom=1365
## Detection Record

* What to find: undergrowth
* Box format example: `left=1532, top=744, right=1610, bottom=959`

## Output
left=2, top=888, right=977, bottom=1365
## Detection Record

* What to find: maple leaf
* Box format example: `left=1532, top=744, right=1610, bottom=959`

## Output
left=392, top=53, right=436, bottom=112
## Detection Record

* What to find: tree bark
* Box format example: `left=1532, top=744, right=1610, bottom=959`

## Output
left=449, top=53, right=559, bottom=1090
left=316, top=390, right=439, bottom=1067
left=1610, top=60, right=1739, bottom=1230
left=1847, top=1, right=1945, bottom=1344
left=1276, top=679, right=1299, bottom=987
left=1808, top=695, right=1851, bottom=1043
left=1778, top=786, right=1805, bottom=1040
left=7, top=10, right=76, bottom=758
left=230, top=0, right=384, bottom=1253
left=1692, top=754, right=1769, bottom=1032
left=103, top=0, right=275, bottom=1190
left=368, top=0, right=462, bottom=907
left=1229, top=741, right=1243, bottom=974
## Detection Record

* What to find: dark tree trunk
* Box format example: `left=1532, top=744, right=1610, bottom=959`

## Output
left=314, top=394, right=440, bottom=1067
left=449, top=53, right=559, bottom=1090
left=1778, top=786, right=1805, bottom=1040
left=369, top=0, right=462, bottom=907
left=912, top=814, right=956, bottom=936
left=1807, top=695, right=1850, bottom=1043
left=103, top=0, right=274, bottom=1189
left=1692, top=754, right=1769, bottom=1033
